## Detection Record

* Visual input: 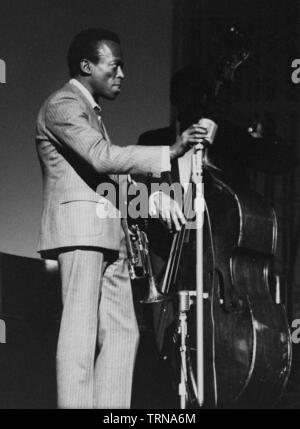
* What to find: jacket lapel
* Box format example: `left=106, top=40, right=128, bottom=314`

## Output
left=64, top=82, right=104, bottom=132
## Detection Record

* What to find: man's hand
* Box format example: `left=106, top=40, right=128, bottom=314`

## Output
left=149, top=191, right=186, bottom=232
left=169, top=124, right=208, bottom=160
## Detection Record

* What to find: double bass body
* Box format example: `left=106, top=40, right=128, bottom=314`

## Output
left=154, top=170, right=291, bottom=408
left=141, top=27, right=291, bottom=407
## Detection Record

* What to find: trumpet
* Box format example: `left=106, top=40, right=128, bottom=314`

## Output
left=124, top=221, right=148, bottom=280
left=123, top=218, right=166, bottom=303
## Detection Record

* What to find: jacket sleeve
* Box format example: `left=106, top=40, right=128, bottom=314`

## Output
left=44, top=95, right=164, bottom=178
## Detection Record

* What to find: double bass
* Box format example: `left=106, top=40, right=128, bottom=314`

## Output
left=150, top=27, right=292, bottom=408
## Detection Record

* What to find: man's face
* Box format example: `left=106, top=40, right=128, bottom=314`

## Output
left=89, top=41, right=124, bottom=100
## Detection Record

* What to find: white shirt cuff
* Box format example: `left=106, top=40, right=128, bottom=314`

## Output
left=161, top=146, right=171, bottom=172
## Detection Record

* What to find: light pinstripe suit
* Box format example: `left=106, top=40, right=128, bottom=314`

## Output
left=36, top=81, right=166, bottom=408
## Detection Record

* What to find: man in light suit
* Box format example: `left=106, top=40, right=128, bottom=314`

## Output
left=36, top=28, right=207, bottom=409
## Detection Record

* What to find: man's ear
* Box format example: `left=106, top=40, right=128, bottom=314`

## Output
left=79, top=59, right=91, bottom=76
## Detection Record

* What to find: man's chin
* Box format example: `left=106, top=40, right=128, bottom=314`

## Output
left=102, top=92, right=119, bottom=101
left=113, top=88, right=121, bottom=96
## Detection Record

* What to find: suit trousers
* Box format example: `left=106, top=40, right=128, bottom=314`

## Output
left=56, top=239, right=139, bottom=409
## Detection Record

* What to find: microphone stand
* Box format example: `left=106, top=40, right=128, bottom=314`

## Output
left=191, top=119, right=217, bottom=407
left=191, top=143, right=206, bottom=407
left=177, top=143, right=207, bottom=409
left=175, top=119, right=217, bottom=409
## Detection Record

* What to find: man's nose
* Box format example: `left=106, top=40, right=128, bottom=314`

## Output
left=117, top=66, right=125, bottom=79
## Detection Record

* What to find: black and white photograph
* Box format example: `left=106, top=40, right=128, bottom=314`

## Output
left=0, top=0, right=299, bottom=412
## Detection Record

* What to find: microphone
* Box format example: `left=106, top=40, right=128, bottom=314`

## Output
left=196, top=118, right=218, bottom=150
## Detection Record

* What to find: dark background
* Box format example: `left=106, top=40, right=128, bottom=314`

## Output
left=0, top=0, right=173, bottom=258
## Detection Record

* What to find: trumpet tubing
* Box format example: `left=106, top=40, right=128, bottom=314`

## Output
left=124, top=221, right=166, bottom=303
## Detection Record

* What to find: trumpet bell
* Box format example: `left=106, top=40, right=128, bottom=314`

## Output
left=140, top=279, right=169, bottom=304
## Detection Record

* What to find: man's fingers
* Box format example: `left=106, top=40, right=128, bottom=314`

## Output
left=170, top=207, right=181, bottom=231
left=158, top=196, right=186, bottom=232
left=186, top=137, right=206, bottom=148
left=170, top=204, right=186, bottom=231
left=190, top=130, right=208, bottom=137
left=171, top=215, right=181, bottom=232
left=166, top=216, right=172, bottom=232
left=188, top=136, right=205, bottom=142
left=173, top=204, right=186, bottom=224
left=191, top=125, right=207, bottom=132
left=190, top=127, right=207, bottom=137
left=161, top=211, right=172, bottom=232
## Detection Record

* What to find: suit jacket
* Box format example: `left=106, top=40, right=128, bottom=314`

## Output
left=36, top=82, right=165, bottom=257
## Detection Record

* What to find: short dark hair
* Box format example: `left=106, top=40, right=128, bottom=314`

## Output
left=67, top=28, right=120, bottom=78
